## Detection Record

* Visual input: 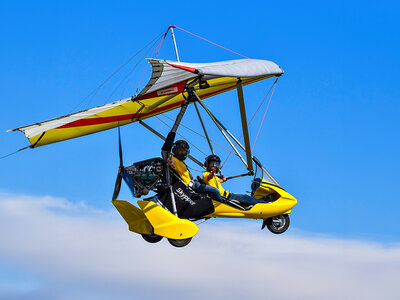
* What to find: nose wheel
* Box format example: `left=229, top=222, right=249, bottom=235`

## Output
left=262, top=214, right=290, bottom=234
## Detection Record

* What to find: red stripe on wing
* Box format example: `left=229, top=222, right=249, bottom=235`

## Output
left=58, top=100, right=185, bottom=129
left=57, top=77, right=261, bottom=129
left=169, top=63, right=197, bottom=73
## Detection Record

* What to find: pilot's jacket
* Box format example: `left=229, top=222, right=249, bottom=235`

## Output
left=170, top=156, right=192, bottom=185
left=202, top=172, right=230, bottom=198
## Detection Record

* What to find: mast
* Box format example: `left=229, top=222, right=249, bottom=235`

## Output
left=170, top=26, right=180, bottom=62
left=236, top=79, right=254, bottom=173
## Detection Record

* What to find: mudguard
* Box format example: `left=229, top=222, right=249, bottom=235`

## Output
left=112, top=200, right=153, bottom=234
left=138, top=200, right=199, bottom=239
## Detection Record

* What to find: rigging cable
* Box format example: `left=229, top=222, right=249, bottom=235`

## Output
left=4, top=31, right=167, bottom=160
left=221, top=78, right=278, bottom=168
left=251, top=80, right=277, bottom=151
left=174, top=26, right=249, bottom=59
left=0, top=146, right=30, bottom=160
left=107, top=33, right=164, bottom=100
left=159, top=114, right=231, bottom=152
left=154, top=25, right=174, bottom=56
left=68, top=29, right=166, bottom=113
left=1, top=131, right=47, bottom=160
left=186, top=165, right=206, bottom=173
left=135, top=25, right=172, bottom=94
left=156, top=116, right=208, bottom=157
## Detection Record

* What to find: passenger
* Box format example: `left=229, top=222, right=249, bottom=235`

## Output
left=167, top=140, right=223, bottom=202
left=202, top=155, right=266, bottom=205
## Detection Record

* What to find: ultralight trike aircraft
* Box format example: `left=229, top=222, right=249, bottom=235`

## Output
left=8, top=25, right=297, bottom=247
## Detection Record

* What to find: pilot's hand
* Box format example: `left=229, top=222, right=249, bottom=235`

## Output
left=167, top=153, right=175, bottom=167
left=222, top=176, right=228, bottom=182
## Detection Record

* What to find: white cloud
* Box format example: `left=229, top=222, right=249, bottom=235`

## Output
left=0, top=192, right=399, bottom=300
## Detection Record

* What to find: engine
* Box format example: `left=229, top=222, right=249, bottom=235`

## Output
left=123, top=157, right=166, bottom=198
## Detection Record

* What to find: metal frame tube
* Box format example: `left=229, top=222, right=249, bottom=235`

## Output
left=143, top=93, right=179, bottom=114
left=161, top=99, right=190, bottom=216
left=170, top=26, right=180, bottom=62
left=200, top=108, right=247, bottom=152
left=142, top=78, right=200, bottom=115
left=194, top=102, right=250, bottom=162
left=236, top=79, right=254, bottom=172
left=166, top=168, right=177, bottom=215
left=171, top=102, right=189, bottom=133
left=193, top=92, right=249, bottom=169
left=221, top=127, right=246, bottom=152
left=194, top=102, right=214, bottom=155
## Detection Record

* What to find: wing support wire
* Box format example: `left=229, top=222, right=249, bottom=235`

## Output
left=198, top=112, right=278, bottom=184
left=192, top=91, right=250, bottom=171
left=0, top=131, right=46, bottom=160
left=139, top=120, right=204, bottom=168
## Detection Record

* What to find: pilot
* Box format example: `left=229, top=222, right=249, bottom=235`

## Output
left=202, top=154, right=266, bottom=205
left=167, top=140, right=223, bottom=201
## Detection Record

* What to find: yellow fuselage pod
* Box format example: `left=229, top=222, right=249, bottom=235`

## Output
left=112, top=200, right=153, bottom=235
left=137, top=200, right=199, bottom=239
left=206, top=183, right=297, bottom=219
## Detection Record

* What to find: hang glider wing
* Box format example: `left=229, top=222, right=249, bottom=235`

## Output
left=8, top=59, right=283, bottom=147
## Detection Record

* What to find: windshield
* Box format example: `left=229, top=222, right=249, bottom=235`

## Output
left=252, top=156, right=282, bottom=187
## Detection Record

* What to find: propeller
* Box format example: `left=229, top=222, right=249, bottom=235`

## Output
left=112, top=125, right=124, bottom=200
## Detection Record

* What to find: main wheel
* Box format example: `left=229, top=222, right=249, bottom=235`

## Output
left=141, top=233, right=163, bottom=243
left=265, top=214, right=290, bottom=234
left=168, top=238, right=192, bottom=248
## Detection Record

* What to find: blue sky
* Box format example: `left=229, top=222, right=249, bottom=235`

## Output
left=1, top=1, right=400, bottom=299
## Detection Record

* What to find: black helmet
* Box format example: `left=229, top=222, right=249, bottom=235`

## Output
left=172, top=140, right=190, bottom=161
left=204, top=154, right=221, bottom=171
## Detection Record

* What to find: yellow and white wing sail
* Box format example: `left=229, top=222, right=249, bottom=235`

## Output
left=8, top=58, right=283, bottom=147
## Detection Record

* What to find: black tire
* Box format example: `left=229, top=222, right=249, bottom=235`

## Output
left=141, top=233, right=163, bottom=243
left=168, top=238, right=192, bottom=248
left=266, top=214, right=290, bottom=234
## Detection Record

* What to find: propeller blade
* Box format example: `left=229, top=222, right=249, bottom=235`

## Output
left=112, top=174, right=122, bottom=200
left=113, top=124, right=125, bottom=200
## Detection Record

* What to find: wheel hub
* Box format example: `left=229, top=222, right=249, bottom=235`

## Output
left=271, top=216, right=285, bottom=229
